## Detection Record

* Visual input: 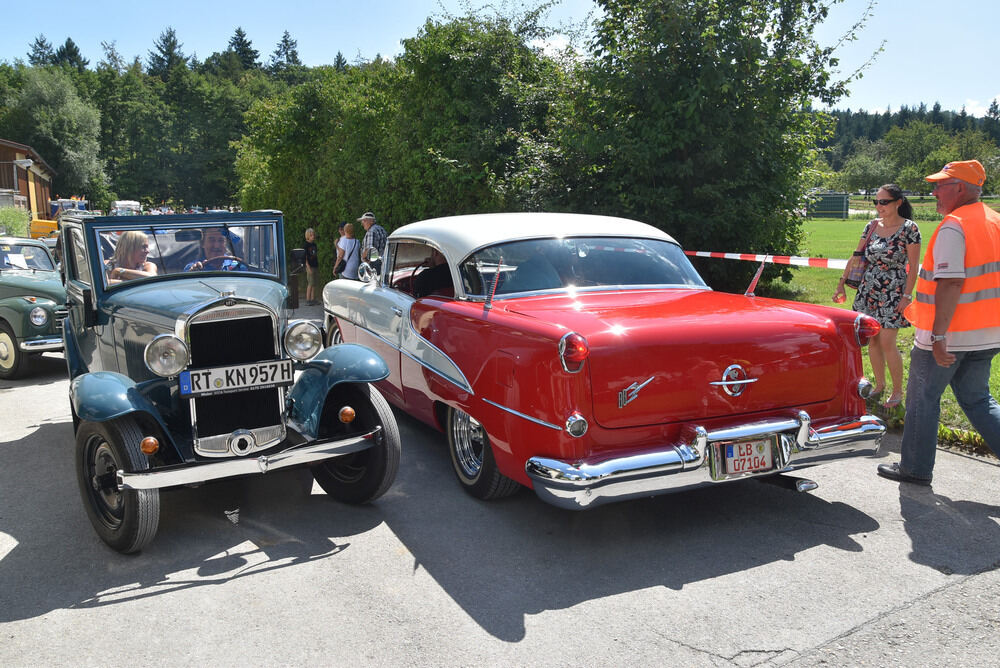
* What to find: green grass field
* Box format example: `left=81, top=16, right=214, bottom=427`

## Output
left=755, top=214, right=999, bottom=435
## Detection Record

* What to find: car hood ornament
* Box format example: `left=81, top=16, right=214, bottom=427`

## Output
left=710, top=364, right=758, bottom=397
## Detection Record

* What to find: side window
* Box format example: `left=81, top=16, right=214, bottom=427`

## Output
left=66, top=228, right=93, bottom=284
left=386, top=242, right=451, bottom=298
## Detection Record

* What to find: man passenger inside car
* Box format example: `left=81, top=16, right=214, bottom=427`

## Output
left=106, top=230, right=157, bottom=283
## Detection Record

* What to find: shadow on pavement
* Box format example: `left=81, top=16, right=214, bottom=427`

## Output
left=899, top=482, right=1000, bottom=575
left=379, top=412, right=884, bottom=641
left=0, top=421, right=385, bottom=623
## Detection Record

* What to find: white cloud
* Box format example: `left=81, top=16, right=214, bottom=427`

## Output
left=530, top=34, right=572, bottom=58
left=964, top=94, right=1000, bottom=117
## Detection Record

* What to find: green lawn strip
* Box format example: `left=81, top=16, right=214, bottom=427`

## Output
left=755, top=217, right=998, bottom=452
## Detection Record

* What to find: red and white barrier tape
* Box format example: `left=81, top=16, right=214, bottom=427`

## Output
left=684, top=250, right=848, bottom=270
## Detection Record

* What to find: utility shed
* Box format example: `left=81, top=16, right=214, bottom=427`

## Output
left=0, top=138, right=56, bottom=221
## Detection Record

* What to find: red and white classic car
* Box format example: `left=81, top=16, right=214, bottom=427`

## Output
left=322, top=213, right=886, bottom=509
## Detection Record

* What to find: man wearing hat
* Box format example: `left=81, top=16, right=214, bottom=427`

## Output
left=358, top=211, right=387, bottom=274
left=878, top=159, right=1000, bottom=485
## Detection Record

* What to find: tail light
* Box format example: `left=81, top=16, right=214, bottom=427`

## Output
left=558, top=332, right=589, bottom=373
left=855, top=314, right=881, bottom=346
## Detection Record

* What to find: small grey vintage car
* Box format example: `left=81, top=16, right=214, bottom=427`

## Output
left=0, top=236, right=66, bottom=379
left=60, top=211, right=400, bottom=553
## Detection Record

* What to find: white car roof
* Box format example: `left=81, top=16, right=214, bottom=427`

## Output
left=389, top=212, right=679, bottom=260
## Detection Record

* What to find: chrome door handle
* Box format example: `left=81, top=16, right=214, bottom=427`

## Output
left=391, top=307, right=403, bottom=316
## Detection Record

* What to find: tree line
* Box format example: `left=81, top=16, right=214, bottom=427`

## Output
left=2, top=1, right=994, bottom=290
left=818, top=105, right=1000, bottom=195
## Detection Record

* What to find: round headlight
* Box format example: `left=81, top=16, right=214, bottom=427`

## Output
left=144, top=334, right=190, bottom=377
left=29, top=306, right=49, bottom=327
left=284, top=320, right=322, bottom=361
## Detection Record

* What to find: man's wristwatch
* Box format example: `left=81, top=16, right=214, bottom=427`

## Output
left=930, top=334, right=947, bottom=343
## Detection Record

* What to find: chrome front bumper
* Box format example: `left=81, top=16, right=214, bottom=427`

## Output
left=525, top=412, right=885, bottom=510
left=20, top=336, right=63, bottom=352
left=117, top=427, right=380, bottom=491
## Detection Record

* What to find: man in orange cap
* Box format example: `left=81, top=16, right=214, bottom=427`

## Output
left=878, top=159, right=1000, bottom=485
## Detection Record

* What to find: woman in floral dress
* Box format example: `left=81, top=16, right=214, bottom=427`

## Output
left=834, top=183, right=921, bottom=408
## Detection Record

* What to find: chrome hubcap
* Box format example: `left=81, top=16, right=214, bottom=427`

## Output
left=452, top=410, right=485, bottom=479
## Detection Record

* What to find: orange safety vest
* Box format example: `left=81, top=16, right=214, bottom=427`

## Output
left=905, top=202, right=1000, bottom=331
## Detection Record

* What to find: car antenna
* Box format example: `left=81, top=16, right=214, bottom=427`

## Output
left=744, top=260, right=766, bottom=297
left=484, top=255, right=503, bottom=312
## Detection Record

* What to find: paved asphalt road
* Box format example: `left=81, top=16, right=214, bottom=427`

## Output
left=2, top=337, right=1000, bottom=666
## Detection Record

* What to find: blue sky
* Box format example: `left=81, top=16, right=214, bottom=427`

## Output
left=3, top=0, right=997, bottom=116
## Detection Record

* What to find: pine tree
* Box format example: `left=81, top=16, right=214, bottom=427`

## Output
left=148, top=27, right=187, bottom=79
left=268, top=30, right=301, bottom=71
left=333, top=51, right=347, bottom=72
left=229, top=27, right=259, bottom=70
left=54, top=38, right=89, bottom=72
left=28, top=35, right=55, bottom=66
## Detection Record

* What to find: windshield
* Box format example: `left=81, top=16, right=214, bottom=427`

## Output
left=0, top=242, right=55, bottom=271
left=459, top=237, right=707, bottom=297
left=97, top=222, right=279, bottom=288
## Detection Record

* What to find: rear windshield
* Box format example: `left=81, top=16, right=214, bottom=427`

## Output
left=459, top=237, right=707, bottom=297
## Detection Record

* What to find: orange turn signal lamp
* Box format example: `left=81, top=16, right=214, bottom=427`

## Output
left=338, top=406, right=356, bottom=424
left=140, top=436, right=159, bottom=455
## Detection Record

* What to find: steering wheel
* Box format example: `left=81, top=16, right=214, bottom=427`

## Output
left=408, top=259, right=429, bottom=296
left=201, top=255, right=248, bottom=271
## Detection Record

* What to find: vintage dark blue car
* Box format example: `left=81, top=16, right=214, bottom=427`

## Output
left=59, top=211, right=400, bottom=553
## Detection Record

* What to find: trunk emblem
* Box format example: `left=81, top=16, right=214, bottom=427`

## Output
left=710, top=364, right=759, bottom=397
left=619, top=376, right=654, bottom=408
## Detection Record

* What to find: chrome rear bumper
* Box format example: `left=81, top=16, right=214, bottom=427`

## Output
left=525, top=412, right=885, bottom=510
left=117, top=428, right=380, bottom=491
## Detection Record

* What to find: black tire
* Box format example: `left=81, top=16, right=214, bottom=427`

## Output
left=447, top=406, right=520, bottom=500
left=324, top=318, right=343, bottom=347
left=76, top=417, right=160, bottom=553
left=0, top=320, right=29, bottom=380
left=312, top=383, right=400, bottom=504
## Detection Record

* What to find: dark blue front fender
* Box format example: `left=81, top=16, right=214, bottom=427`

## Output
left=70, top=371, right=171, bottom=433
left=288, top=344, right=390, bottom=439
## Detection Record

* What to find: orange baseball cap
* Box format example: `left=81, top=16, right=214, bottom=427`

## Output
left=925, top=159, right=986, bottom=186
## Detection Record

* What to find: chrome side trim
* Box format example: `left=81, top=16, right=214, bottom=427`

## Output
left=19, top=337, right=63, bottom=351
left=400, top=314, right=474, bottom=393
left=118, top=428, right=380, bottom=490
left=351, top=319, right=474, bottom=394
left=482, top=398, right=562, bottom=431
left=525, top=413, right=885, bottom=509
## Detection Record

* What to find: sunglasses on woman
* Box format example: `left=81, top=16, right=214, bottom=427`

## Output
left=872, top=197, right=898, bottom=206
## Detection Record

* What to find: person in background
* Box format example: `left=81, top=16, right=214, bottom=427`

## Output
left=358, top=211, right=387, bottom=274
left=304, top=227, right=319, bottom=304
left=106, top=230, right=157, bottom=282
left=834, top=183, right=921, bottom=409
left=335, top=221, right=361, bottom=280
left=877, top=159, right=1000, bottom=485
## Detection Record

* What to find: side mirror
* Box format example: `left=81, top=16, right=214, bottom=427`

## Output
left=358, top=263, right=375, bottom=283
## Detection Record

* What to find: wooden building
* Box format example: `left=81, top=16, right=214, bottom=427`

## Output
left=0, top=138, right=56, bottom=220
